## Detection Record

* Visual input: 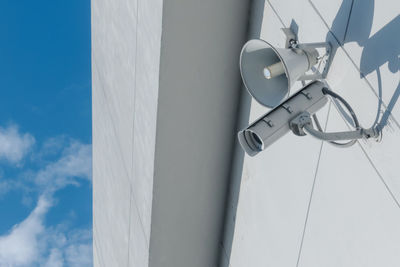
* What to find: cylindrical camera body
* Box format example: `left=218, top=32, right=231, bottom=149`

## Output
left=238, top=81, right=328, bottom=156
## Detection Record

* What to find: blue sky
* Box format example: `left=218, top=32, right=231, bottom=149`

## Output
left=0, top=1, right=92, bottom=266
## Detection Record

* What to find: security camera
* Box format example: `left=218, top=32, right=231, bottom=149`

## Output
left=238, top=81, right=380, bottom=157
left=237, top=29, right=382, bottom=156
left=238, top=81, right=328, bottom=156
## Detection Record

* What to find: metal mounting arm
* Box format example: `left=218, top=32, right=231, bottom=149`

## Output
left=290, top=112, right=380, bottom=142
left=281, top=28, right=332, bottom=79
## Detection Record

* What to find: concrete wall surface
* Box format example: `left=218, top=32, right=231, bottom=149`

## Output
left=224, top=0, right=400, bottom=266
left=92, top=0, right=250, bottom=266
left=149, top=0, right=250, bottom=266
left=92, top=0, right=163, bottom=266
left=93, top=0, right=399, bottom=266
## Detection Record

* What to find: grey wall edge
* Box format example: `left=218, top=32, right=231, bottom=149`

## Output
left=150, top=0, right=251, bottom=266
left=219, top=1, right=266, bottom=266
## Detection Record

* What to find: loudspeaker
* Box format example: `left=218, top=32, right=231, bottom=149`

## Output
left=240, top=39, right=319, bottom=108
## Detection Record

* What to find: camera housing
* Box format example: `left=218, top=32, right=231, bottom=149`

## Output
left=238, top=81, right=328, bottom=156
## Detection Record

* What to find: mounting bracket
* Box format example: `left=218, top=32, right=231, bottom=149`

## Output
left=281, top=28, right=332, bottom=79
left=290, top=112, right=380, bottom=142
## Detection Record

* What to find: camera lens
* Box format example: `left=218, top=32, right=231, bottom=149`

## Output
left=251, top=132, right=263, bottom=151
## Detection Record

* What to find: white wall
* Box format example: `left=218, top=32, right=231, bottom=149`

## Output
left=225, top=0, right=400, bottom=266
left=92, top=0, right=163, bottom=266
left=92, top=0, right=250, bottom=266
left=150, top=1, right=249, bottom=266
left=93, top=0, right=399, bottom=266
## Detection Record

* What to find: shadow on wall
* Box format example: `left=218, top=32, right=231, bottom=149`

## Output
left=359, top=15, right=400, bottom=130
left=328, top=0, right=400, bottom=130
left=221, top=0, right=399, bottom=266
left=219, top=0, right=265, bottom=267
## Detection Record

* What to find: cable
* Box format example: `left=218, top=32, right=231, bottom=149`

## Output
left=311, top=87, right=360, bottom=147
left=312, top=113, right=357, bottom=147
left=322, top=87, right=360, bottom=127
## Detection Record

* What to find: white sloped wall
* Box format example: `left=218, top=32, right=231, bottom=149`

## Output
left=227, top=0, right=400, bottom=266
left=92, top=0, right=163, bottom=266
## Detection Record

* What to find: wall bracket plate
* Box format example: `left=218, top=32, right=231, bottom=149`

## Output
left=282, top=28, right=298, bottom=48
left=281, top=28, right=333, bottom=79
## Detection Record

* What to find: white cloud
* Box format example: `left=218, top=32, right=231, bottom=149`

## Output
left=65, top=243, right=93, bottom=267
left=0, top=125, right=35, bottom=164
left=35, top=141, right=92, bottom=191
left=40, top=136, right=66, bottom=156
left=65, top=229, right=93, bottom=267
left=44, top=249, right=63, bottom=267
left=0, top=194, right=92, bottom=267
left=0, top=140, right=93, bottom=266
left=31, top=135, right=67, bottom=163
left=0, top=181, right=11, bottom=197
left=0, top=195, right=51, bottom=266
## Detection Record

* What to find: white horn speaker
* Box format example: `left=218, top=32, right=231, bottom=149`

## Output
left=240, top=39, right=322, bottom=108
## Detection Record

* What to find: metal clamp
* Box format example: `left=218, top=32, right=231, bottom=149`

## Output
left=282, top=104, right=293, bottom=114
left=262, top=118, right=274, bottom=127
left=281, top=28, right=298, bottom=49
left=289, top=112, right=312, bottom=136
left=300, top=91, right=313, bottom=100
